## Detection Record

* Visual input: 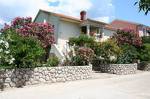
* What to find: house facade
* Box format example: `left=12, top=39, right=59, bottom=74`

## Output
left=34, top=10, right=115, bottom=61
left=110, top=19, right=150, bottom=37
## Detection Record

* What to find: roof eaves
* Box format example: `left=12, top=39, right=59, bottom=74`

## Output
left=87, top=18, right=108, bottom=25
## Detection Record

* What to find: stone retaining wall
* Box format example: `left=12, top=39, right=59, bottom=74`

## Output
left=99, top=64, right=137, bottom=75
left=0, top=66, right=92, bottom=90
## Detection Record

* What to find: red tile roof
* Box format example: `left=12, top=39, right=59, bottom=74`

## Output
left=105, top=25, right=117, bottom=31
left=110, top=19, right=140, bottom=34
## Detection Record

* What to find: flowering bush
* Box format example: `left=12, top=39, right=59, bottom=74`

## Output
left=113, top=29, right=142, bottom=47
left=1, top=17, right=55, bottom=61
left=0, top=35, right=15, bottom=67
left=75, top=47, right=95, bottom=65
left=96, top=39, right=122, bottom=64
left=63, top=47, right=95, bottom=66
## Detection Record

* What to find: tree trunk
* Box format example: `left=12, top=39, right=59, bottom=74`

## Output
left=44, top=45, right=51, bottom=62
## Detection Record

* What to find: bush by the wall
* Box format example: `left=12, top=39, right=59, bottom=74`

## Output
left=46, top=55, right=59, bottom=67
left=138, top=43, right=150, bottom=62
left=116, top=44, right=139, bottom=64
left=138, top=61, right=150, bottom=71
left=96, top=39, right=122, bottom=64
left=142, top=36, right=150, bottom=44
left=63, top=47, right=95, bottom=66
left=0, top=34, right=15, bottom=68
left=113, top=29, right=142, bottom=47
left=1, top=29, right=45, bottom=68
left=69, top=34, right=95, bottom=47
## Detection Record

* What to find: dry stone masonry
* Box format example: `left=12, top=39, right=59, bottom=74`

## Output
left=99, top=64, right=137, bottom=75
left=0, top=66, right=92, bottom=89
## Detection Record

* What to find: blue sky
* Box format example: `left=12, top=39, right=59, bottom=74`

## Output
left=0, top=0, right=149, bottom=28
left=113, top=0, right=150, bottom=26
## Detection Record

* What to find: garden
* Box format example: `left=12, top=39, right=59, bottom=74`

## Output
left=0, top=17, right=59, bottom=69
left=0, top=17, right=92, bottom=90
left=1, top=17, right=150, bottom=72
left=68, top=29, right=150, bottom=72
left=0, top=17, right=150, bottom=90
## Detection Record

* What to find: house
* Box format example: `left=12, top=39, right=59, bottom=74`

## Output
left=34, top=10, right=116, bottom=61
left=110, top=19, right=150, bottom=37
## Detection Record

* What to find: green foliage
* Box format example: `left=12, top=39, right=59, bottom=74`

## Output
left=46, top=55, right=59, bottom=67
left=138, top=61, right=150, bottom=71
left=117, top=44, right=139, bottom=64
left=135, top=0, right=150, bottom=15
left=71, top=56, right=85, bottom=66
left=96, top=39, right=122, bottom=64
left=138, top=43, right=150, bottom=62
left=1, top=28, right=45, bottom=68
left=63, top=47, right=95, bottom=66
left=113, top=29, right=142, bottom=47
left=142, top=36, right=150, bottom=43
left=75, top=47, right=95, bottom=65
left=69, top=34, right=95, bottom=47
left=0, top=34, right=15, bottom=67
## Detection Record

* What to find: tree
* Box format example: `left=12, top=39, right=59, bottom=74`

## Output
left=113, top=29, right=142, bottom=47
left=1, top=27, right=45, bottom=68
left=1, top=17, right=55, bottom=61
left=135, top=0, right=150, bottom=15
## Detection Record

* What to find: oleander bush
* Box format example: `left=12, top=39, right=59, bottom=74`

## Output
left=63, top=47, right=95, bottom=66
left=113, top=29, right=142, bottom=47
left=1, top=29, right=45, bottom=68
left=0, top=17, right=57, bottom=68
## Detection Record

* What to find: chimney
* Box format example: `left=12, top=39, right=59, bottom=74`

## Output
left=80, top=11, right=86, bottom=20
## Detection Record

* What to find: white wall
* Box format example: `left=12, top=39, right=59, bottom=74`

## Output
left=103, top=29, right=115, bottom=37
left=100, top=29, right=115, bottom=41
left=57, top=20, right=80, bottom=52
left=139, top=30, right=144, bottom=37
left=58, top=20, right=80, bottom=41
left=55, top=20, right=80, bottom=58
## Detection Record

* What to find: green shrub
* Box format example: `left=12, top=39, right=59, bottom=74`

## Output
left=69, top=34, right=95, bottom=47
left=138, top=61, right=150, bottom=71
left=75, top=47, right=95, bottom=65
left=63, top=47, right=95, bottom=66
left=138, top=43, right=150, bottom=62
left=142, top=36, right=150, bottom=44
left=0, top=34, right=15, bottom=67
left=1, top=29, right=45, bottom=68
left=46, top=55, right=59, bottom=67
left=117, top=44, right=139, bottom=64
left=96, top=39, right=122, bottom=64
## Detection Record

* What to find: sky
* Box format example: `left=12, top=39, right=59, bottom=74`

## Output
left=0, top=0, right=149, bottom=28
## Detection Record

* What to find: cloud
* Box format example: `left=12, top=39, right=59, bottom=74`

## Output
left=0, top=0, right=115, bottom=25
left=0, top=0, right=50, bottom=23
left=95, top=17, right=110, bottom=23
left=0, top=18, right=5, bottom=25
left=87, top=0, right=115, bottom=23
left=48, top=0, right=92, bottom=17
left=48, top=0, right=115, bottom=22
